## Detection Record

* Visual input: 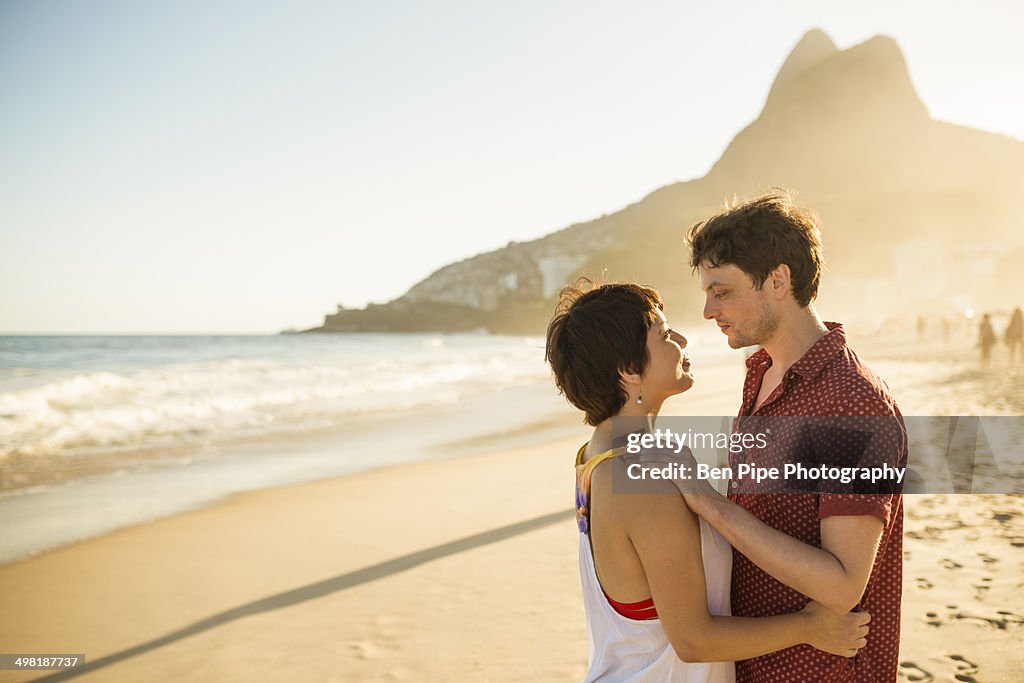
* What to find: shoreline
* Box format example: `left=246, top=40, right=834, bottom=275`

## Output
left=0, top=343, right=747, bottom=567
left=2, top=328, right=1019, bottom=570
left=0, top=381, right=588, bottom=567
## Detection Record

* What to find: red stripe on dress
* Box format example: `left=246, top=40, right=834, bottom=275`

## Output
left=604, top=592, right=659, bottom=620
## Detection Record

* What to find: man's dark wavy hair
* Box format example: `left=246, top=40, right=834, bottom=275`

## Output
left=687, top=189, right=824, bottom=307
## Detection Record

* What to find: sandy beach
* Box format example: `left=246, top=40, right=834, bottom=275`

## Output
left=1, top=332, right=1022, bottom=682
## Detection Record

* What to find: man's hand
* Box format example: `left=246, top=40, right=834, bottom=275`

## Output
left=680, top=480, right=720, bottom=516
left=799, top=602, right=870, bottom=657
left=621, top=444, right=720, bottom=499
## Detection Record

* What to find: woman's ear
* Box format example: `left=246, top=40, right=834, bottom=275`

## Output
left=618, top=366, right=642, bottom=389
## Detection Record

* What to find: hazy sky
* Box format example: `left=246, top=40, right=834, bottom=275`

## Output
left=2, top=0, right=1021, bottom=333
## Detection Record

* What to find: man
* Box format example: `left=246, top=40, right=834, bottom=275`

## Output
left=683, top=191, right=905, bottom=682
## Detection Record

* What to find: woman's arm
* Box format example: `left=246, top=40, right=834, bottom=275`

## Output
left=624, top=482, right=868, bottom=663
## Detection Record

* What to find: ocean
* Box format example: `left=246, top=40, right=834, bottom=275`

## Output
left=0, top=331, right=737, bottom=564
left=0, top=333, right=553, bottom=465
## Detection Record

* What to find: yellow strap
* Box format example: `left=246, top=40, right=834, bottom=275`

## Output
left=575, top=443, right=626, bottom=481
left=575, top=442, right=627, bottom=535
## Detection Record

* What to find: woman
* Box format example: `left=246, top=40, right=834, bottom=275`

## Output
left=545, top=281, right=868, bottom=682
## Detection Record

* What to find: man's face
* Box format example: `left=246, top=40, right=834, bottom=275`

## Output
left=698, top=263, right=779, bottom=349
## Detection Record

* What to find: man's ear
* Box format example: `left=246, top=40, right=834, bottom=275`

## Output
left=768, top=264, right=791, bottom=300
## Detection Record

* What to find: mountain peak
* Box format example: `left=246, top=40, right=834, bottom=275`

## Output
left=758, top=31, right=927, bottom=122
left=767, top=29, right=838, bottom=97
left=708, top=32, right=932, bottom=193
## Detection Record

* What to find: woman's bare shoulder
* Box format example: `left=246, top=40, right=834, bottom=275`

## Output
left=592, top=458, right=699, bottom=521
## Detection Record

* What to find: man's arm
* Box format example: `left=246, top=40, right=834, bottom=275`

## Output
left=686, top=491, right=884, bottom=614
left=622, top=479, right=869, bottom=662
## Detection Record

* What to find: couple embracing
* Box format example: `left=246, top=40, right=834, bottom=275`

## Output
left=545, top=191, right=905, bottom=682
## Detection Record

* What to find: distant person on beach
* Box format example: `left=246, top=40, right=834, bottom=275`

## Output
left=546, top=281, right=869, bottom=682
left=978, top=314, right=997, bottom=368
left=635, top=191, right=906, bottom=682
left=1005, top=307, right=1023, bottom=366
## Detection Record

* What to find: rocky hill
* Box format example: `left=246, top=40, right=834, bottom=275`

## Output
left=310, top=29, right=1024, bottom=334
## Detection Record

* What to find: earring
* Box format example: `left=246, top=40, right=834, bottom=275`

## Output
left=636, top=387, right=643, bottom=405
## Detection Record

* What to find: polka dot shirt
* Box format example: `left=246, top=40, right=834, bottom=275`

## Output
left=729, top=323, right=905, bottom=683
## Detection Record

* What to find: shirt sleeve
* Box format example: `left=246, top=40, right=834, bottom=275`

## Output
left=815, top=408, right=906, bottom=525
left=819, top=493, right=893, bottom=524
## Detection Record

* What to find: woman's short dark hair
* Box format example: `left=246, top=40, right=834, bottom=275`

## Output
left=545, top=279, right=663, bottom=426
left=687, top=189, right=824, bottom=307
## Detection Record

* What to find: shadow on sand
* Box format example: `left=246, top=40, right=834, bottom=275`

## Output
left=30, top=509, right=574, bottom=682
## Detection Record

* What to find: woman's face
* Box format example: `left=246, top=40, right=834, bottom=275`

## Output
left=642, top=309, right=693, bottom=399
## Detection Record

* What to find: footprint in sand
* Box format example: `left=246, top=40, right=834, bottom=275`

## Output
left=899, top=661, right=934, bottom=682
left=948, top=654, right=979, bottom=682
left=349, top=641, right=377, bottom=660
left=914, top=577, right=934, bottom=589
left=950, top=609, right=1024, bottom=630
left=977, top=551, right=998, bottom=565
left=349, top=639, right=398, bottom=660
left=940, top=558, right=963, bottom=570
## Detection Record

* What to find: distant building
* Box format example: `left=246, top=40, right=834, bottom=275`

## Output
left=538, top=255, right=585, bottom=299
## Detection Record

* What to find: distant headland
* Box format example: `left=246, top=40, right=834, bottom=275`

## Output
left=303, top=30, right=1024, bottom=334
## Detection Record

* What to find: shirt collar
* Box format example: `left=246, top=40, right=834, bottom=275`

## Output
left=789, top=321, right=846, bottom=380
left=742, top=321, right=846, bottom=381
left=745, top=346, right=771, bottom=371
